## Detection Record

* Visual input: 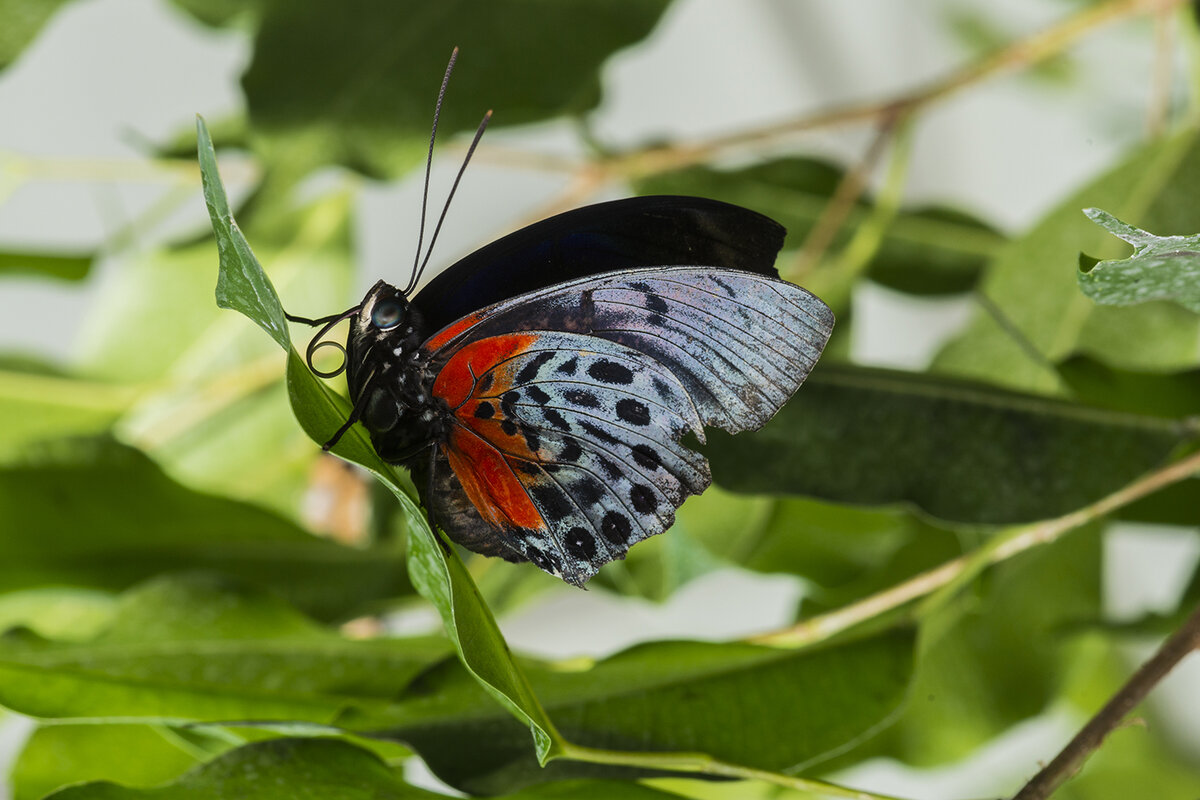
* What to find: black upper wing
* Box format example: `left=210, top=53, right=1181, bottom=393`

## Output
left=410, top=195, right=786, bottom=333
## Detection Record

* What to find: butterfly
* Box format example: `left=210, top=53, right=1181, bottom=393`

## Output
left=288, top=51, right=834, bottom=586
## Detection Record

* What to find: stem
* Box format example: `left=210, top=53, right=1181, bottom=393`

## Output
left=559, top=742, right=913, bottom=800
left=1012, top=601, right=1200, bottom=800
left=751, top=447, right=1200, bottom=647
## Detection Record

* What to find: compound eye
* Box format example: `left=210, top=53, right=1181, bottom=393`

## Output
left=371, top=300, right=403, bottom=330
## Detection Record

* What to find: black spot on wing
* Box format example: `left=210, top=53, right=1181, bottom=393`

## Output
left=530, top=483, right=573, bottom=521
left=557, top=357, right=578, bottom=375
left=630, top=443, right=662, bottom=470
left=588, top=359, right=634, bottom=385
left=560, top=440, right=583, bottom=462
left=474, top=402, right=495, bottom=419
left=563, top=388, right=601, bottom=408
left=565, top=527, right=598, bottom=560
left=517, top=351, right=555, bottom=384
left=542, top=408, right=572, bottom=431
left=630, top=484, right=658, bottom=513
left=615, top=398, right=650, bottom=426
left=526, top=385, right=551, bottom=404
left=601, top=511, right=632, bottom=545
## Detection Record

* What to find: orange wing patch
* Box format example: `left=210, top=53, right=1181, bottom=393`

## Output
left=422, top=310, right=487, bottom=353
left=444, top=426, right=546, bottom=531
left=432, top=333, right=537, bottom=408
left=433, top=333, right=548, bottom=533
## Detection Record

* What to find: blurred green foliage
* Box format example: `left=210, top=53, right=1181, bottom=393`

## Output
left=2, top=2, right=1199, bottom=799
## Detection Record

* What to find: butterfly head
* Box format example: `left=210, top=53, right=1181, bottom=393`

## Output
left=347, top=280, right=425, bottom=387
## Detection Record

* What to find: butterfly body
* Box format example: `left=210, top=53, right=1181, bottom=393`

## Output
left=329, top=196, right=834, bottom=586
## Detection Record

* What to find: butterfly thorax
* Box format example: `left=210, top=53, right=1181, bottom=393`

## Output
left=346, top=281, right=447, bottom=463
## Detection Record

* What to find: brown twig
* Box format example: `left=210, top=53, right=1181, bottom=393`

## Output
left=1011, top=602, right=1200, bottom=799
left=786, top=115, right=901, bottom=279
left=751, top=446, right=1200, bottom=647
left=471, top=0, right=1183, bottom=235
left=598, top=0, right=1184, bottom=182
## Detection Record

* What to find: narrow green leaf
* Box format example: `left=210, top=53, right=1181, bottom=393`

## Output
left=286, top=350, right=564, bottom=762
left=0, top=437, right=411, bottom=619
left=348, top=629, right=915, bottom=794
left=197, top=116, right=291, bottom=350
left=0, top=573, right=449, bottom=723
left=241, top=0, right=672, bottom=178
left=704, top=363, right=1195, bottom=524
left=200, top=125, right=564, bottom=760
left=1078, top=208, right=1200, bottom=313
left=0, top=249, right=93, bottom=281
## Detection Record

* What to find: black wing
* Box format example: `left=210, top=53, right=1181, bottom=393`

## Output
left=410, top=195, right=786, bottom=333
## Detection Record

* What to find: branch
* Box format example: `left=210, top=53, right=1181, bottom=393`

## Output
left=599, top=0, right=1186, bottom=181
left=1011, top=601, right=1200, bottom=800
left=751, top=446, right=1200, bottom=647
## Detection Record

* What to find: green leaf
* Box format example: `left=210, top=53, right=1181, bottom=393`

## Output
left=0, top=0, right=72, bottom=69
left=1057, top=355, right=1200, bottom=418
left=43, top=738, right=434, bottom=800
left=242, top=0, right=671, bottom=179
left=43, top=737, right=689, bottom=800
left=12, top=724, right=206, bottom=800
left=197, top=116, right=291, bottom=350
left=0, top=573, right=449, bottom=723
left=0, top=249, right=93, bottom=281
left=704, top=363, right=1195, bottom=524
left=0, top=437, right=411, bottom=620
left=0, top=363, right=138, bottom=457
left=935, top=130, right=1200, bottom=391
left=349, top=629, right=915, bottom=794
left=1078, top=208, right=1200, bottom=313
left=199, top=117, right=564, bottom=761
left=834, top=525, right=1102, bottom=767
left=0, top=587, right=115, bottom=641
left=635, top=158, right=1004, bottom=297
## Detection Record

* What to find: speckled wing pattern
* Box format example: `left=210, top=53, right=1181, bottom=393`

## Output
left=422, top=266, right=834, bottom=586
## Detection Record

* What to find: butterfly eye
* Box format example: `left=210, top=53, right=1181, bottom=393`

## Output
left=371, top=301, right=403, bottom=330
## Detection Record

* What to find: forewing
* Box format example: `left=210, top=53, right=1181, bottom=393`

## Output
left=426, top=267, right=834, bottom=431
left=410, top=196, right=786, bottom=334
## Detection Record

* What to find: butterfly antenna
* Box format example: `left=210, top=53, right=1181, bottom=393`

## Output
left=406, top=108, right=493, bottom=295
left=303, top=305, right=361, bottom=378
left=406, top=47, right=459, bottom=296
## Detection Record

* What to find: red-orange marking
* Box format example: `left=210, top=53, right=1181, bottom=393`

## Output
left=444, top=425, right=545, bottom=530
left=423, top=310, right=486, bottom=353
left=432, top=333, right=537, bottom=408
